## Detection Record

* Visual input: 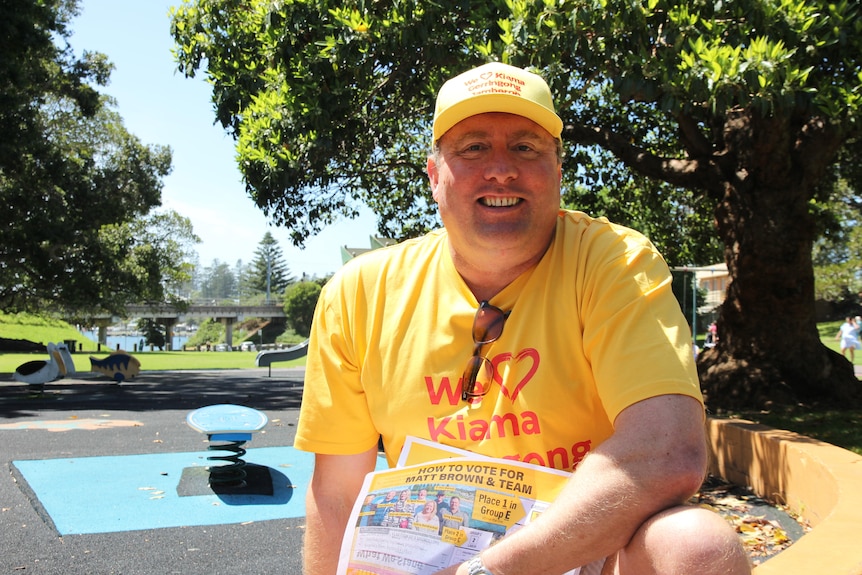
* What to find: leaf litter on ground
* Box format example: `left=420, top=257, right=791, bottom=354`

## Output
left=690, top=475, right=811, bottom=566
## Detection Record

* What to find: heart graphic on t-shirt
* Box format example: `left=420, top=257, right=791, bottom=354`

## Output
left=492, top=348, right=539, bottom=401
left=480, top=72, right=493, bottom=81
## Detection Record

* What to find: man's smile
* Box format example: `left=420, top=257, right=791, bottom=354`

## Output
left=480, top=196, right=522, bottom=207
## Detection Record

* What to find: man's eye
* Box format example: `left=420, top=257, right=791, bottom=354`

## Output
left=456, top=144, right=485, bottom=156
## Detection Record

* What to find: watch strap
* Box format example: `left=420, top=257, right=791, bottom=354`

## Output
left=465, top=554, right=495, bottom=575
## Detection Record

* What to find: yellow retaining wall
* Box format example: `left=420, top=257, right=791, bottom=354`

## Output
left=707, top=418, right=862, bottom=575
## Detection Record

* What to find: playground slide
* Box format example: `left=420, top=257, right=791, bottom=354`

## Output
left=255, top=340, right=309, bottom=375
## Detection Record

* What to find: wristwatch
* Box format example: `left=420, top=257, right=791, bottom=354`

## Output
left=465, top=555, right=495, bottom=575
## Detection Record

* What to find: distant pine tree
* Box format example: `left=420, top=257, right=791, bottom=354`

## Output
left=245, top=232, right=295, bottom=303
left=137, top=318, right=166, bottom=350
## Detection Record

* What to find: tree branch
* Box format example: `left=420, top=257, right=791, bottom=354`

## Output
left=676, top=112, right=714, bottom=158
left=563, top=122, right=725, bottom=196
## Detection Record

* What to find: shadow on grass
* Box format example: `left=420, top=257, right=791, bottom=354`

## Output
left=723, top=408, right=862, bottom=456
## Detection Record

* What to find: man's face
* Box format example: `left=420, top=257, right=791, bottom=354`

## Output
left=427, top=112, right=562, bottom=262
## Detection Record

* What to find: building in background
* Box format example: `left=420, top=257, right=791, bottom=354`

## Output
left=341, top=236, right=398, bottom=264
left=695, top=264, right=729, bottom=318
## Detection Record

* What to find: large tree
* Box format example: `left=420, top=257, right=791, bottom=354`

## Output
left=172, top=0, right=862, bottom=409
left=283, top=280, right=322, bottom=337
left=812, top=173, right=862, bottom=307
left=199, top=259, right=238, bottom=302
left=245, top=232, right=295, bottom=303
left=2, top=0, right=186, bottom=317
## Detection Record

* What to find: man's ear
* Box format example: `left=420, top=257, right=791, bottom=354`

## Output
left=427, top=155, right=440, bottom=200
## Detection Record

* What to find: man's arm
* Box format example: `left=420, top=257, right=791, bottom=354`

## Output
left=303, top=446, right=379, bottom=575
left=447, top=394, right=708, bottom=575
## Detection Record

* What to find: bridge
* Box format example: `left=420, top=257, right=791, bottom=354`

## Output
left=91, top=303, right=286, bottom=351
left=124, top=303, right=285, bottom=321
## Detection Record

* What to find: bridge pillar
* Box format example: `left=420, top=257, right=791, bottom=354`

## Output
left=157, top=317, right=177, bottom=351
left=95, top=319, right=112, bottom=345
left=219, top=317, right=234, bottom=350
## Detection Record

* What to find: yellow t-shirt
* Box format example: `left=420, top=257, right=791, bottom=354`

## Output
left=294, top=210, right=702, bottom=470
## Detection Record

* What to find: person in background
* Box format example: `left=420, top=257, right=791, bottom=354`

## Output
left=705, top=321, right=718, bottom=347
left=836, top=316, right=860, bottom=363
left=296, top=61, right=750, bottom=575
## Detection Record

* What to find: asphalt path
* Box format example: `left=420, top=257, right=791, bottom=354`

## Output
left=1, top=363, right=833, bottom=574
left=0, top=367, right=309, bottom=575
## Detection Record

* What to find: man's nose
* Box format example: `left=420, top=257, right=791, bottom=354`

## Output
left=483, top=150, right=518, bottom=182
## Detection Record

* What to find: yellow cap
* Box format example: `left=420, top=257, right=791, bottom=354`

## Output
left=432, top=62, right=563, bottom=143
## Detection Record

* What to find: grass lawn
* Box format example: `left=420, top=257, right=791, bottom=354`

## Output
left=0, top=311, right=306, bottom=373
left=0, top=311, right=90, bottom=349
left=729, top=408, right=862, bottom=456
left=0, top=350, right=305, bottom=374
left=1, top=313, right=859, bottom=454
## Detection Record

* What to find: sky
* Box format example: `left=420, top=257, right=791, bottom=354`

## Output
left=70, top=0, right=378, bottom=278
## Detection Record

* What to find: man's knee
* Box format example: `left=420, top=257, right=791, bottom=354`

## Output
left=616, top=505, right=751, bottom=575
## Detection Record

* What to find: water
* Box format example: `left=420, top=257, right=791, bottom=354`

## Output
left=77, top=330, right=190, bottom=352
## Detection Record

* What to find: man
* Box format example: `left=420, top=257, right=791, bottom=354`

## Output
left=439, top=496, right=471, bottom=532
left=370, top=490, right=397, bottom=527
left=356, top=494, right=376, bottom=527
left=435, top=491, right=450, bottom=535
left=380, top=489, right=414, bottom=529
left=295, top=62, right=750, bottom=575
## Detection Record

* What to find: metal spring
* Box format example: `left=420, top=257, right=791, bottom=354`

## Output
left=206, top=438, right=248, bottom=487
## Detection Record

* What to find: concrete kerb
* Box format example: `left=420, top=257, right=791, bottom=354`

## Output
left=707, top=418, right=862, bottom=575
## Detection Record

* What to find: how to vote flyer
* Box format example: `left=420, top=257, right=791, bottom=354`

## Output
left=337, top=437, right=578, bottom=575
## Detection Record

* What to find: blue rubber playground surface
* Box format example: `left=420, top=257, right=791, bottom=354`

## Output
left=14, top=447, right=315, bottom=535
left=0, top=367, right=363, bottom=574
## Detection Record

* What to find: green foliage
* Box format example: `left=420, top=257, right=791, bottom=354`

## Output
left=1, top=0, right=191, bottom=317
left=172, top=0, right=862, bottom=406
left=126, top=211, right=200, bottom=300
left=0, top=311, right=84, bottom=348
left=186, top=318, right=224, bottom=347
left=812, top=173, right=862, bottom=304
left=136, top=318, right=167, bottom=350
left=276, top=327, right=308, bottom=345
left=0, top=349, right=305, bottom=374
left=168, top=0, right=862, bottom=230
left=171, top=0, right=860, bottom=263
left=199, top=260, right=239, bottom=302
left=0, top=310, right=69, bottom=328
left=171, top=0, right=502, bottom=245
left=244, top=231, right=295, bottom=302
left=563, top=174, right=722, bottom=265
left=735, top=408, right=862, bottom=456
left=283, top=281, right=322, bottom=337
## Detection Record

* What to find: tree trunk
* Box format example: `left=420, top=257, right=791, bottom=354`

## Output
left=697, top=112, right=862, bottom=411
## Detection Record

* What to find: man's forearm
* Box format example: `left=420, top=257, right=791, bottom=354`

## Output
left=468, top=396, right=708, bottom=575
left=303, top=448, right=378, bottom=575
left=303, top=488, right=350, bottom=575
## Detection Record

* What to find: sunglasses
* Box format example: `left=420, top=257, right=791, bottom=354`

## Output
left=462, top=301, right=511, bottom=402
